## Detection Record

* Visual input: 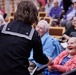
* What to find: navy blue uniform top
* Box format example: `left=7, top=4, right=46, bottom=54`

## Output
left=0, top=20, right=48, bottom=75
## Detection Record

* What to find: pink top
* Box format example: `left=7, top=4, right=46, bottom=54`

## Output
left=38, top=0, right=46, bottom=6
left=50, top=50, right=76, bottom=73
left=0, top=9, right=5, bottom=16
left=0, top=9, right=4, bottom=14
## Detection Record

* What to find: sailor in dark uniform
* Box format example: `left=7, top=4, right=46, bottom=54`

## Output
left=0, top=1, right=51, bottom=75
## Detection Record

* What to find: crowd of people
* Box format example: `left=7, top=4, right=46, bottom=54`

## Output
left=0, top=0, right=76, bottom=75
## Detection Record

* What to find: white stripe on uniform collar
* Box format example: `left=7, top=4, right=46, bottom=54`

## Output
left=1, top=24, right=34, bottom=40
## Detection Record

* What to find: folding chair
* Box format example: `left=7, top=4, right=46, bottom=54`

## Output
left=38, top=12, right=47, bottom=21
left=38, top=12, right=47, bottom=18
left=8, top=16, right=14, bottom=22
left=49, top=27, right=65, bottom=39
left=10, top=12, right=14, bottom=16
left=33, top=65, right=76, bottom=75
left=44, top=17, right=52, bottom=26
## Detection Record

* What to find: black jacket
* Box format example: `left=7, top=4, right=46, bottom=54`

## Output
left=63, top=0, right=72, bottom=13
left=0, top=20, right=48, bottom=75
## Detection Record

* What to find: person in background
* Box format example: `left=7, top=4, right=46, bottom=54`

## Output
left=38, top=0, right=46, bottom=6
left=60, top=1, right=76, bottom=29
left=0, top=4, right=4, bottom=16
left=49, top=0, right=62, bottom=19
left=45, top=0, right=53, bottom=15
left=62, top=0, right=72, bottom=14
left=38, top=1, right=45, bottom=12
left=0, top=1, right=52, bottom=75
left=0, top=14, right=6, bottom=26
left=48, top=0, right=62, bottom=26
left=29, top=20, right=61, bottom=68
left=45, top=37, right=76, bottom=75
left=58, top=0, right=63, bottom=9
left=0, top=4, right=7, bottom=19
left=62, top=16, right=76, bottom=40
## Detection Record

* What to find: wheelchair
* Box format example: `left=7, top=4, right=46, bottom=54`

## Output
left=32, top=65, right=76, bottom=75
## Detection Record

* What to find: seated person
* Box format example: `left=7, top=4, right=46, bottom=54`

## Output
left=29, top=20, right=61, bottom=68
left=49, top=0, right=62, bottom=26
left=62, top=16, right=76, bottom=40
left=60, top=1, right=76, bottom=29
left=45, top=0, right=53, bottom=15
left=49, top=0, right=62, bottom=19
left=44, top=37, right=76, bottom=75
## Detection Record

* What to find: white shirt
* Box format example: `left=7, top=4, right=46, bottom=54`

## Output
left=67, top=9, right=76, bottom=20
left=45, top=3, right=52, bottom=15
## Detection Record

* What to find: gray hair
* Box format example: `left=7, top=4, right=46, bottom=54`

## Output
left=68, top=37, right=76, bottom=43
left=37, top=20, right=50, bottom=31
